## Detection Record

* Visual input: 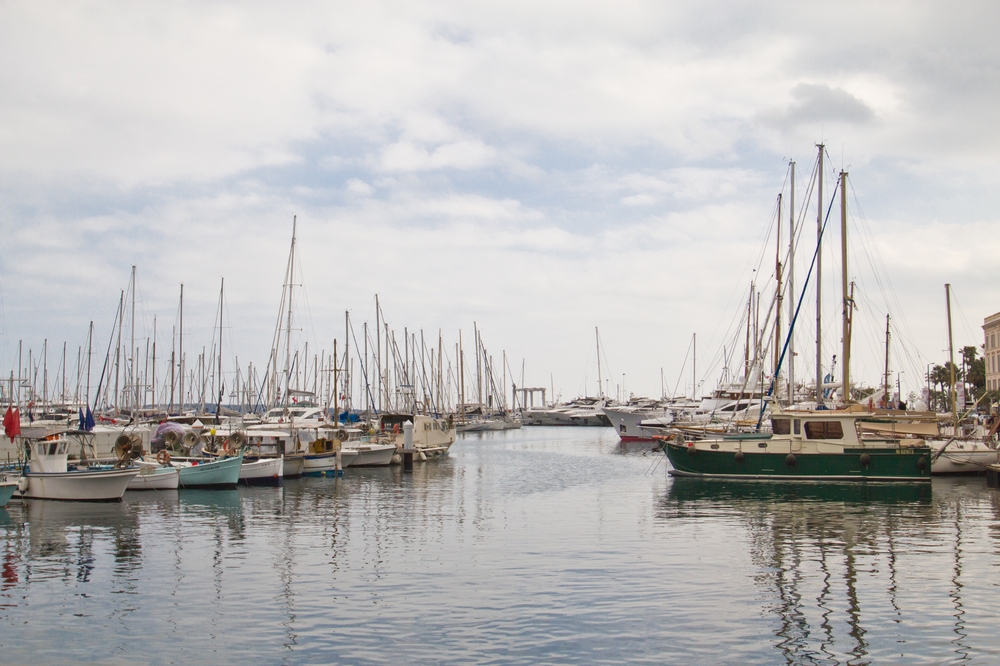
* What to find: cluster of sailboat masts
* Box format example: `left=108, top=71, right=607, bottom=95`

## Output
left=1, top=224, right=528, bottom=429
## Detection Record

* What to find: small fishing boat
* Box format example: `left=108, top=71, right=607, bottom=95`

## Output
left=127, top=458, right=180, bottom=490
left=339, top=428, right=396, bottom=466
left=239, top=456, right=283, bottom=486
left=18, top=438, right=138, bottom=501
left=342, top=441, right=396, bottom=466
left=282, top=454, right=305, bottom=478
left=172, top=450, right=243, bottom=489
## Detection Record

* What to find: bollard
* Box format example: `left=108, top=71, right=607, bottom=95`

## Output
left=402, top=421, right=414, bottom=473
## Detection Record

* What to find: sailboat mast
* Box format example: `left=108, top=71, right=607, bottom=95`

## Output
left=284, top=217, right=296, bottom=411
left=595, top=327, right=602, bottom=398
left=840, top=170, right=850, bottom=403
left=345, top=311, right=350, bottom=411
left=787, top=161, right=796, bottom=404
left=130, top=265, right=136, bottom=414
left=179, top=284, right=184, bottom=412
left=152, top=316, right=156, bottom=410
left=87, top=321, right=93, bottom=406
left=459, top=329, right=465, bottom=421
left=883, top=314, right=891, bottom=403
left=217, top=277, right=224, bottom=422
left=774, top=193, right=782, bottom=387
left=692, top=333, right=697, bottom=399
left=946, top=283, right=958, bottom=432
left=815, top=143, right=825, bottom=406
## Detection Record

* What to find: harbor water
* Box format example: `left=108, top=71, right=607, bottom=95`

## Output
left=2, top=427, right=1000, bottom=664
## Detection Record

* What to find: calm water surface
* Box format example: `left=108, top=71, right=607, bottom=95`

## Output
left=2, top=427, right=999, bottom=664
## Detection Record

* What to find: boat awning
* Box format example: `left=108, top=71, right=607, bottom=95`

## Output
left=858, top=421, right=939, bottom=437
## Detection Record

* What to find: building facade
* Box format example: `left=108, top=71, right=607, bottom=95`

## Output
left=984, top=312, right=1000, bottom=392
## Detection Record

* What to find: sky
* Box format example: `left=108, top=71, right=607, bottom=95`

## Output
left=1, top=1, right=999, bottom=407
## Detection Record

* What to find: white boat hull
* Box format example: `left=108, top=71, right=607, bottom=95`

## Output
left=283, top=455, right=305, bottom=478
left=302, top=451, right=349, bottom=476
left=343, top=443, right=395, bottom=467
left=240, top=457, right=284, bottom=486
left=930, top=439, right=1000, bottom=474
left=175, top=453, right=243, bottom=488
left=127, top=465, right=180, bottom=490
left=22, top=467, right=139, bottom=501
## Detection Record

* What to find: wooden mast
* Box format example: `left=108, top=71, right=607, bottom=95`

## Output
left=787, top=161, right=795, bottom=404
left=840, top=170, right=850, bottom=403
left=946, top=283, right=958, bottom=432
left=815, top=143, right=824, bottom=406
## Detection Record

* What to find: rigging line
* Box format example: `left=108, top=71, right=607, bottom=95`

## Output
left=949, top=288, right=980, bottom=348
left=756, top=177, right=842, bottom=430
left=671, top=335, right=694, bottom=398
left=349, top=316, right=378, bottom=414
left=695, top=177, right=794, bottom=388
left=846, top=178, right=924, bottom=366
left=92, top=292, right=123, bottom=411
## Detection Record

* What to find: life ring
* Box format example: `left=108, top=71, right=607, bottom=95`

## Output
left=393, top=424, right=401, bottom=435
left=156, top=450, right=171, bottom=465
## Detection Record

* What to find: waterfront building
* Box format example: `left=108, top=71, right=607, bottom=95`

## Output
left=984, top=312, right=1000, bottom=392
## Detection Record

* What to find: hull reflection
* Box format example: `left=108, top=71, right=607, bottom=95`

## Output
left=665, top=478, right=933, bottom=505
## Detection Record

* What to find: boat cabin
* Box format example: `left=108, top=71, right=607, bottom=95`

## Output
left=26, top=438, right=71, bottom=473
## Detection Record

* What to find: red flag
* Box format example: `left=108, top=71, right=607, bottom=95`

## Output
left=3, top=406, right=20, bottom=442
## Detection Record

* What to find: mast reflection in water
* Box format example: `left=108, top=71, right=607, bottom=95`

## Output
left=1, top=429, right=1000, bottom=663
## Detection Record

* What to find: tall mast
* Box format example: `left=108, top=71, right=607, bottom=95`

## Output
left=284, top=217, right=296, bottom=411
left=130, top=265, right=136, bottom=414
left=179, top=283, right=184, bottom=412
left=459, top=329, right=465, bottom=420
left=692, top=333, right=697, bottom=399
left=815, top=143, right=825, bottom=406
left=345, top=311, right=350, bottom=411
left=217, top=277, right=224, bottom=423
left=332, top=339, right=338, bottom=424
left=774, top=193, right=782, bottom=386
left=375, top=294, right=381, bottom=412
left=787, top=161, right=796, bottom=404
left=840, top=170, right=851, bottom=403
left=883, top=314, right=891, bottom=404
left=152, top=316, right=156, bottom=410
left=595, top=327, right=602, bottom=398
left=946, top=283, right=958, bottom=432
left=86, top=321, right=93, bottom=406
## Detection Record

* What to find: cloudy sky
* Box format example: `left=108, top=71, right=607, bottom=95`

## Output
left=1, top=1, right=998, bottom=406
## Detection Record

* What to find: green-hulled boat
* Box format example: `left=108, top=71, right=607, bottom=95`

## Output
left=664, top=411, right=932, bottom=482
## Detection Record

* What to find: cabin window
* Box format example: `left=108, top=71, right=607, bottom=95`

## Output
left=793, top=420, right=801, bottom=435
left=804, top=421, right=844, bottom=439
left=772, top=419, right=791, bottom=435
left=48, top=443, right=58, bottom=455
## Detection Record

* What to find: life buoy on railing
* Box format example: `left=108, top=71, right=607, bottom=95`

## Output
left=156, top=450, right=171, bottom=465
left=393, top=424, right=401, bottom=435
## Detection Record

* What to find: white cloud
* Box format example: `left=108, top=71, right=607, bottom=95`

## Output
left=346, top=178, right=375, bottom=196
left=378, top=140, right=497, bottom=171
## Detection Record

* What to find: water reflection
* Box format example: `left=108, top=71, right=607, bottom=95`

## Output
left=659, top=479, right=987, bottom=664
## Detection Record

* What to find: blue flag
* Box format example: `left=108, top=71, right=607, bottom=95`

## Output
left=84, top=406, right=95, bottom=432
